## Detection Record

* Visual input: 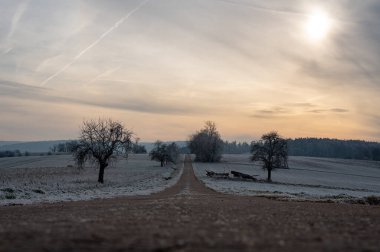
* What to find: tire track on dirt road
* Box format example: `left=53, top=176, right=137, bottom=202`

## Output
left=152, top=155, right=217, bottom=198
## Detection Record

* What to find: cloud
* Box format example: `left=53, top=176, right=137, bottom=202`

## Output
left=85, top=66, right=122, bottom=86
left=0, top=80, right=196, bottom=115
left=309, top=108, right=349, bottom=114
left=211, top=0, right=306, bottom=17
left=277, top=0, right=380, bottom=91
left=1, top=0, right=29, bottom=54
left=251, top=104, right=349, bottom=118
left=251, top=106, right=291, bottom=118
left=335, top=37, right=380, bottom=88
left=0, top=80, right=45, bottom=97
left=367, top=115, right=380, bottom=139
left=285, top=102, right=316, bottom=108
left=330, top=108, right=349, bottom=113
left=40, top=0, right=151, bottom=86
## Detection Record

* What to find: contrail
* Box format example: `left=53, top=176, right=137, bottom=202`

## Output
left=2, top=0, right=30, bottom=54
left=337, top=36, right=380, bottom=87
left=40, top=0, right=150, bottom=86
left=84, top=66, right=122, bottom=87
left=211, top=0, right=305, bottom=17
left=212, top=0, right=354, bottom=25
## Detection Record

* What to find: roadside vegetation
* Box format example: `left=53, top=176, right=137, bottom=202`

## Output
left=149, top=141, right=180, bottom=167
left=188, top=121, right=223, bottom=162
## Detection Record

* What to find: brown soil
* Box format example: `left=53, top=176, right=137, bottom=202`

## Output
left=0, top=156, right=379, bottom=251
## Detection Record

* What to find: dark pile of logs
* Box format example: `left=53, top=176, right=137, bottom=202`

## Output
left=206, top=170, right=229, bottom=179
left=206, top=170, right=258, bottom=181
left=230, top=170, right=257, bottom=181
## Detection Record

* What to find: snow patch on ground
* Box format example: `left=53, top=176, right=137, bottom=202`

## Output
left=193, top=155, right=380, bottom=200
left=0, top=154, right=183, bottom=205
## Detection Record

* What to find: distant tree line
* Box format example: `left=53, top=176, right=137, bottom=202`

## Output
left=287, top=138, right=380, bottom=161
left=221, top=138, right=380, bottom=161
left=183, top=140, right=251, bottom=155
left=50, top=139, right=147, bottom=155
left=50, top=141, right=79, bottom=153
left=179, top=141, right=251, bottom=154
left=131, top=138, right=147, bottom=154
left=222, top=141, right=251, bottom=154
left=0, top=150, right=23, bottom=158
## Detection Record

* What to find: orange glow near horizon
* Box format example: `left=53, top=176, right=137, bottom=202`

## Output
left=0, top=1, right=379, bottom=142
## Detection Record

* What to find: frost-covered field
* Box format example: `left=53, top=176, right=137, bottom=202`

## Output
left=193, top=154, right=380, bottom=200
left=0, top=154, right=183, bottom=205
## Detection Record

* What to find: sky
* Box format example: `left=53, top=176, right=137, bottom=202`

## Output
left=1, top=0, right=380, bottom=142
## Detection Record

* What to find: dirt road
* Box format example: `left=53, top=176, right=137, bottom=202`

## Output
left=0, top=156, right=379, bottom=251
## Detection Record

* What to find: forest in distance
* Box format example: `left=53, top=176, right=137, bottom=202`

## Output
left=1, top=137, right=380, bottom=161
left=219, top=138, right=380, bottom=161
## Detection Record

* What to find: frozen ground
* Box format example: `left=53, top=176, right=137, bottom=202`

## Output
left=0, top=154, right=183, bottom=205
left=193, top=154, right=380, bottom=200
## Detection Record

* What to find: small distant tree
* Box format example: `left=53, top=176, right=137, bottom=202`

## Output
left=132, top=138, right=147, bottom=154
left=188, top=121, right=223, bottom=162
left=73, top=118, right=133, bottom=183
left=149, top=141, right=179, bottom=167
left=166, top=142, right=180, bottom=164
left=149, top=141, right=167, bottom=167
left=251, top=131, right=288, bottom=182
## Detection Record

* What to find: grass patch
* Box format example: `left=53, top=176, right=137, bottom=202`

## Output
left=1, top=188, right=15, bottom=193
left=344, top=196, right=380, bottom=205
left=5, top=194, right=16, bottom=199
left=365, top=196, right=380, bottom=205
left=32, top=189, right=45, bottom=194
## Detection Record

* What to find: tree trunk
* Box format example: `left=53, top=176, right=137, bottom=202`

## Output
left=267, top=168, right=272, bottom=182
left=98, top=164, right=106, bottom=183
left=160, top=160, right=164, bottom=167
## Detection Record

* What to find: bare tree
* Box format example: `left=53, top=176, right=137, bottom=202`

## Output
left=251, top=131, right=288, bottom=182
left=188, top=121, right=223, bottom=162
left=73, top=118, right=133, bottom=183
left=149, top=141, right=167, bottom=167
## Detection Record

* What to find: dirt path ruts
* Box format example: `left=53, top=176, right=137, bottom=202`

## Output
left=0, top=156, right=380, bottom=251
left=152, top=155, right=217, bottom=197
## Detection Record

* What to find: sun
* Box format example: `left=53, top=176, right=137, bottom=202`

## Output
left=305, top=9, right=331, bottom=41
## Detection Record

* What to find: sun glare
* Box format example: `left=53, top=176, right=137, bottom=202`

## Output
left=305, top=9, right=331, bottom=41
